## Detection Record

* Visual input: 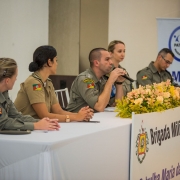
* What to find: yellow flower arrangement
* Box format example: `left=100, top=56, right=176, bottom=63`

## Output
left=115, top=80, right=180, bottom=118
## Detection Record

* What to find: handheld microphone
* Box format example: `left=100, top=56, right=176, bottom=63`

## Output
left=113, top=67, right=134, bottom=82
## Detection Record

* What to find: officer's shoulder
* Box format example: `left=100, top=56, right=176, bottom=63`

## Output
left=137, top=67, right=150, bottom=75
left=24, top=75, right=41, bottom=85
left=77, top=70, right=94, bottom=80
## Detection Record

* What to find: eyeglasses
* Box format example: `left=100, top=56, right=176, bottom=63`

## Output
left=161, top=55, right=172, bottom=65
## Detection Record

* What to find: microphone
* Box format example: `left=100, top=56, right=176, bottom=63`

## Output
left=121, top=75, right=134, bottom=82
left=113, top=67, right=134, bottom=82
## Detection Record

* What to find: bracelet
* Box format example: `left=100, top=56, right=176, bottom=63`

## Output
left=115, top=81, right=123, bottom=85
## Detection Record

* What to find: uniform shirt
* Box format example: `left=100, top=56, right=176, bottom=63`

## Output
left=66, top=68, right=107, bottom=112
left=136, top=61, right=179, bottom=87
left=0, top=91, right=37, bottom=130
left=14, top=72, right=58, bottom=118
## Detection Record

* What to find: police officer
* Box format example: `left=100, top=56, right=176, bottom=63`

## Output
left=0, top=58, right=59, bottom=131
left=108, top=40, right=133, bottom=96
left=66, top=48, right=126, bottom=113
left=136, top=48, right=179, bottom=87
left=14, top=46, right=93, bottom=122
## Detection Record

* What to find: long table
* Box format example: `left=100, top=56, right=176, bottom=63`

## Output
left=0, top=112, right=132, bottom=180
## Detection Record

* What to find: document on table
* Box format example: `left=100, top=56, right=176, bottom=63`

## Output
left=104, top=107, right=115, bottom=112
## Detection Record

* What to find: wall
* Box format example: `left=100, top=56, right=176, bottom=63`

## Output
left=49, top=0, right=80, bottom=76
left=0, top=0, right=49, bottom=100
left=109, top=0, right=180, bottom=79
left=49, top=0, right=109, bottom=74
left=79, top=0, right=109, bottom=72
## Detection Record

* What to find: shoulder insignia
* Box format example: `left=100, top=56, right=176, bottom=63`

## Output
left=0, top=108, right=2, bottom=116
left=142, top=75, right=147, bottom=80
left=33, top=84, right=42, bottom=91
left=83, top=78, right=95, bottom=89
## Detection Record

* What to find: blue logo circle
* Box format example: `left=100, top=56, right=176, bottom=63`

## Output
left=168, top=26, right=180, bottom=62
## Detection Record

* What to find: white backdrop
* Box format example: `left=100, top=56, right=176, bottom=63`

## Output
left=109, top=0, right=180, bottom=80
left=157, top=18, right=180, bottom=85
left=0, top=0, right=48, bottom=100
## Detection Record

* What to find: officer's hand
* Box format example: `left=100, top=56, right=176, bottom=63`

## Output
left=109, top=68, right=126, bottom=83
left=34, top=117, right=60, bottom=130
left=80, top=106, right=94, bottom=120
left=76, top=106, right=94, bottom=121
left=116, top=69, right=127, bottom=83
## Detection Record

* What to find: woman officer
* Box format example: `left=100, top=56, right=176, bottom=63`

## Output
left=14, top=46, right=93, bottom=122
left=108, top=40, right=133, bottom=96
left=0, top=58, right=59, bottom=131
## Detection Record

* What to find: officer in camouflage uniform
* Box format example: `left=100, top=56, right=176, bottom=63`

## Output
left=67, top=48, right=126, bottom=112
left=136, top=48, right=180, bottom=87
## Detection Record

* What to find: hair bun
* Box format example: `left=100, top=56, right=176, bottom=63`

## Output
left=29, top=62, right=38, bottom=72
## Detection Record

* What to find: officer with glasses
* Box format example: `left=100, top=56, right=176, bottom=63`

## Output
left=136, top=48, right=180, bottom=87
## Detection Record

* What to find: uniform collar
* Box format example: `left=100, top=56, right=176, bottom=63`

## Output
left=0, top=91, right=8, bottom=103
left=148, top=61, right=159, bottom=73
left=33, top=72, right=52, bottom=84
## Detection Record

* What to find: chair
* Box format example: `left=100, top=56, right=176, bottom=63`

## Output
left=55, top=88, right=70, bottom=108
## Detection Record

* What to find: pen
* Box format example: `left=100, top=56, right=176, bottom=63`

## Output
left=80, top=121, right=100, bottom=123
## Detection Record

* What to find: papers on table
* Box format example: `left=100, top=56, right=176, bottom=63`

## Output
left=104, top=107, right=115, bottom=112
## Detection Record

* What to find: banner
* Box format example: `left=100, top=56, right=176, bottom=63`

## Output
left=130, top=107, right=180, bottom=180
left=157, top=18, right=180, bottom=85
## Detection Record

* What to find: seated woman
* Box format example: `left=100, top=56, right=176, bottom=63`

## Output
left=0, top=58, right=59, bottom=131
left=14, top=45, right=93, bottom=122
left=108, top=40, right=133, bottom=97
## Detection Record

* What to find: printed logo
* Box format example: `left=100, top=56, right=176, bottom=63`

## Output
left=169, top=26, right=180, bottom=62
left=83, top=78, right=95, bottom=89
left=136, top=120, right=149, bottom=163
left=33, top=84, right=42, bottom=91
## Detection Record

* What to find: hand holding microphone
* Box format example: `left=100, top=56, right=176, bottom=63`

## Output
left=112, top=67, right=134, bottom=82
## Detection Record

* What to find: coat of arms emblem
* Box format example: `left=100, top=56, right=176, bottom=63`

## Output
left=135, top=120, right=149, bottom=163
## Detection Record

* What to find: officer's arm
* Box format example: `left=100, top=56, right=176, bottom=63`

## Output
left=94, top=72, right=125, bottom=111
left=32, top=103, right=90, bottom=122
left=0, top=105, right=35, bottom=130
left=94, top=80, right=115, bottom=111
left=136, top=70, right=153, bottom=87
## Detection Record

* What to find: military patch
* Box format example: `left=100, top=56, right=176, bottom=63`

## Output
left=142, top=75, right=147, bottom=80
left=33, top=84, right=42, bottom=91
left=83, top=78, right=95, bottom=89
left=0, top=108, right=2, bottom=116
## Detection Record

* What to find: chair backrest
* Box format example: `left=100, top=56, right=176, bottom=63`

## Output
left=54, top=88, right=70, bottom=108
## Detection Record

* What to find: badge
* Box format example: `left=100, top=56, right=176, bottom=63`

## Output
left=33, top=84, right=42, bottom=91
left=142, top=75, right=147, bottom=80
left=83, top=78, right=95, bottom=89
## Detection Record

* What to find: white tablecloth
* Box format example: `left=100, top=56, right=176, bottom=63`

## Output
left=0, top=112, right=132, bottom=180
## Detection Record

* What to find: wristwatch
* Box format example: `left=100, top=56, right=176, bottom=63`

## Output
left=65, top=115, right=70, bottom=122
left=115, top=81, right=123, bottom=85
